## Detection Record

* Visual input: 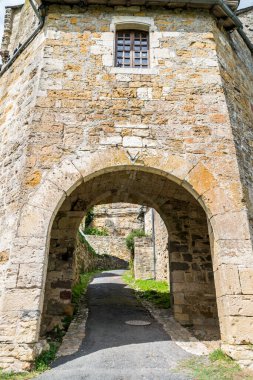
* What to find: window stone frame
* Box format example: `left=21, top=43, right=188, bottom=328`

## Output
left=104, top=16, right=158, bottom=74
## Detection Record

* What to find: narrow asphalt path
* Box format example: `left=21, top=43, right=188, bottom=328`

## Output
left=36, top=270, right=193, bottom=380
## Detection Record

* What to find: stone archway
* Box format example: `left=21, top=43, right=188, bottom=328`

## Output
left=2, top=149, right=253, bottom=370
left=41, top=166, right=219, bottom=338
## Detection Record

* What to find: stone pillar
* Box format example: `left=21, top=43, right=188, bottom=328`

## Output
left=40, top=194, right=85, bottom=334
left=0, top=8, right=13, bottom=64
left=134, top=237, right=154, bottom=280
left=165, top=199, right=219, bottom=336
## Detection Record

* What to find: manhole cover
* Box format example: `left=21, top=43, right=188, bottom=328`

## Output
left=125, top=320, right=151, bottom=326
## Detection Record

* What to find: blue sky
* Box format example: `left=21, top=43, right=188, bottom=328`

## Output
left=0, top=0, right=253, bottom=45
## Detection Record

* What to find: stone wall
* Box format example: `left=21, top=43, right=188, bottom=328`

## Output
left=91, top=203, right=143, bottom=236
left=134, top=237, right=154, bottom=280
left=215, top=23, right=253, bottom=243
left=0, top=2, right=37, bottom=63
left=238, top=8, right=253, bottom=43
left=153, top=212, right=169, bottom=281
left=41, top=234, right=127, bottom=333
left=144, top=208, right=169, bottom=281
left=0, top=1, right=253, bottom=370
left=84, top=235, right=131, bottom=261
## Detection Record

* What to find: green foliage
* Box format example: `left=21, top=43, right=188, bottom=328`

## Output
left=84, top=208, right=94, bottom=229
left=209, top=349, right=233, bottom=363
left=123, top=271, right=170, bottom=308
left=128, top=258, right=134, bottom=276
left=34, top=343, right=58, bottom=372
left=179, top=349, right=253, bottom=380
left=72, top=271, right=99, bottom=305
left=84, top=226, right=109, bottom=236
left=0, top=370, right=37, bottom=379
left=125, top=229, right=146, bottom=253
left=78, top=231, right=97, bottom=256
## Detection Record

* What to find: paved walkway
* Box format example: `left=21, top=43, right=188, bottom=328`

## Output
left=36, top=270, right=193, bottom=380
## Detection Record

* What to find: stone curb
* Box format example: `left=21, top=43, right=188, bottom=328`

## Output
left=137, top=296, right=216, bottom=356
left=56, top=293, right=89, bottom=358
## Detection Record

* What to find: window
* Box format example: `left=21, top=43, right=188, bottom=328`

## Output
left=115, top=30, right=149, bottom=68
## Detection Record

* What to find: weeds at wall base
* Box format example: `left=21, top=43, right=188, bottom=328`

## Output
left=178, top=349, right=253, bottom=380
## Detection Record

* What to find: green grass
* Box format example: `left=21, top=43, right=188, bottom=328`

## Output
left=0, top=370, right=38, bottom=379
left=34, top=342, right=58, bottom=372
left=83, top=227, right=109, bottom=236
left=123, top=271, right=170, bottom=308
left=180, top=349, right=253, bottom=380
left=72, top=271, right=99, bottom=306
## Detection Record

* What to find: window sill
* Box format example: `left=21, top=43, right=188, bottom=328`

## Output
left=110, top=67, right=158, bottom=75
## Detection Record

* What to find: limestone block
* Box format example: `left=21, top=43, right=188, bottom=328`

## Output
left=100, top=135, right=122, bottom=145
left=185, top=162, right=217, bottom=196
left=219, top=295, right=253, bottom=316
left=44, top=58, right=64, bottom=72
left=102, top=54, right=113, bottom=66
left=11, top=244, right=46, bottom=264
left=154, top=48, right=176, bottom=59
left=4, top=264, right=19, bottom=289
left=45, top=159, right=83, bottom=196
left=17, top=205, right=52, bottom=238
left=16, top=319, right=40, bottom=343
left=143, top=138, right=156, bottom=147
left=214, top=264, right=241, bottom=297
left=17, top=263, right=44, bottom=289
left=201, top=184, right=244, bottom=216
left=211, top=210, right=251, bottom=241
left=2, top=289, right=42, bottom=312
left=27, top=180, right=66, bottom=212
left=212, top=239, right=253, bottom=270
left=173, top=292, right=185, bottom=304
left=116, top=74, right=131, bottom=82
left=239, top=268, right=253, bottom=295
left=220, top=315, right=253, bottom=344
left=222, top=344, right=253, bottom=361
left=0, top=312, right=18, bottom=341
left=137, top=87, right=153, bottom=100
left=55, top=112, right=77, bottom=123
left=123, top=136, right=143, bottom=147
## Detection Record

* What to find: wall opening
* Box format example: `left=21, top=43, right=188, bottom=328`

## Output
left=40, top=167, right=220, bottom=341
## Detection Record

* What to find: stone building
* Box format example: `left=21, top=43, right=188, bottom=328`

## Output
left=89, top=203, right=143, bottom=236
left=83, top=203, right=169, bottom=280
left=81, top=203, right=142, bottom=263
left=0, top=0, right=253, bottom=371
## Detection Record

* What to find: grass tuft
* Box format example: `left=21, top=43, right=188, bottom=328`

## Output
left=72, top=271, right=99, bottom=306
left=123, top=271, right=170, bottom=308
left=179, top=349, right=253, bottom=380
left=209, top=349, right=233, bottom=363
left=34, top=342, right=58, bottom=372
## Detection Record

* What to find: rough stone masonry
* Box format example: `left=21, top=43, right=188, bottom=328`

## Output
left=0, top=0, right=253, bottom=372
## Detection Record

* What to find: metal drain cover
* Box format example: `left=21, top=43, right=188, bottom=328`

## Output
left=125, top=320, right=151, bottom=326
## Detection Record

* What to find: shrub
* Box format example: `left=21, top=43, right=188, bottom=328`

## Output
left=35, top=343, right=58, bottom=372
left=126, top=229, right=146, bottom=254
left=84, top=226, right=109, bottom=236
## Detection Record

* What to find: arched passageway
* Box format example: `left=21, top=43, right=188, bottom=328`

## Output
left=41, top=167, right=220, bottom=339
